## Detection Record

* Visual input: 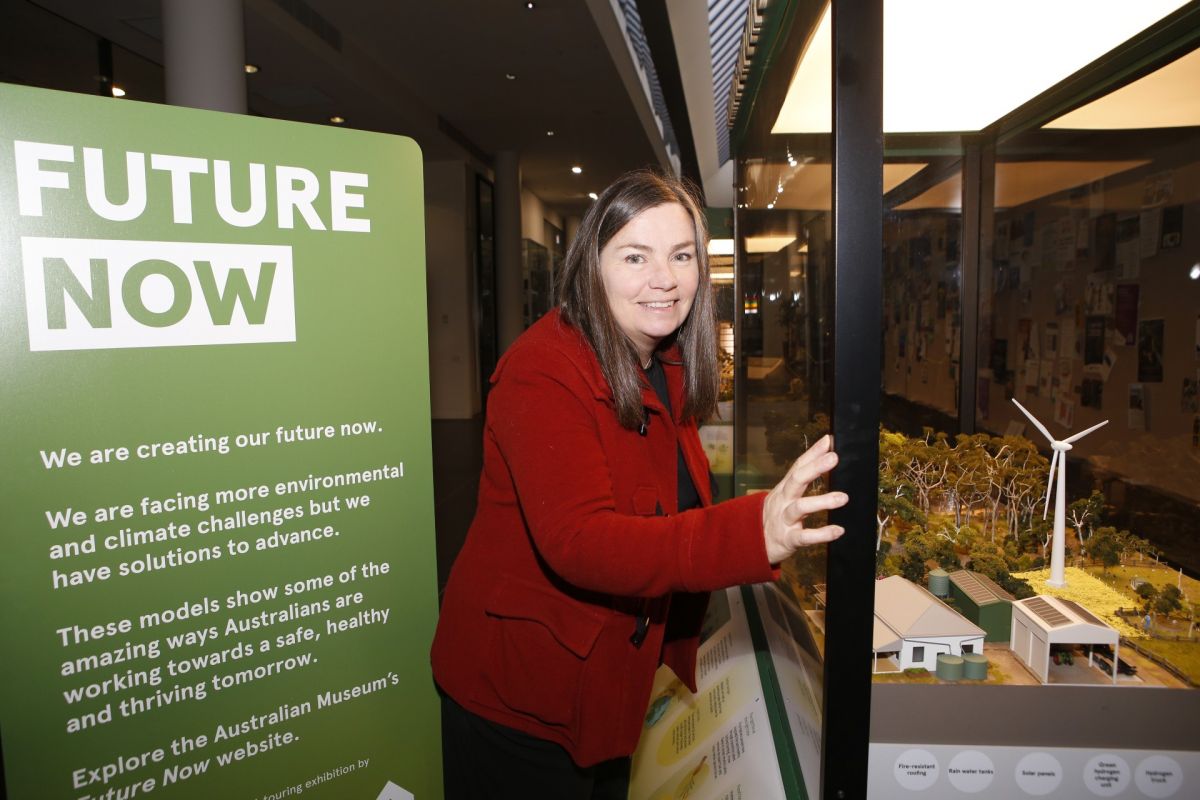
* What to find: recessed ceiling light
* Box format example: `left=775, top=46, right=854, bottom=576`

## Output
left=110, top=86, right=126, bottom=98
left=546, top=130, right=555, bottom=136
left=329, top=115, right=345, bottom=124
left=505, top=73, right=517, bottom=80
left=526, top=2, right=536, bottom=8
left=571, top=166, right=583, bottom=174
left=707, top=239, right=735, bottom=256
left=1190, top=263, right=1200, bottom=280
left=588, top=192, right=598, bottom=200
left=244, top=63, right=260, bottom=74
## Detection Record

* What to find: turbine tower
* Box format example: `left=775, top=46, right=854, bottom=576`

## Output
left=1012, top=399, right=1109, bottom=587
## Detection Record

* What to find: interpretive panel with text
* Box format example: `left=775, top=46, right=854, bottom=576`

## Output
left=0, top=83, right=439, bottom=799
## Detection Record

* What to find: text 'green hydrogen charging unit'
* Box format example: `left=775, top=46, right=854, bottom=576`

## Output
left=0, top=82, right=440, bottom=800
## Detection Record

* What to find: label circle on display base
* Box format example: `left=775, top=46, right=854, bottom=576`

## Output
left=946, top=749, right=995, bottom=793
left=1135, top=755, right=1183, bottom=798
left=1084, top=754, right=1130, bottom=796
left=1014, top=752, right=1063, bottom=796
left=894, top=748, right=939, bottom=791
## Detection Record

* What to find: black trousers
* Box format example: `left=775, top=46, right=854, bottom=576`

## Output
left=441, top=695, right=631, bottom=799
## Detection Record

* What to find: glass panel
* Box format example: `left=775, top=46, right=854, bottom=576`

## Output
left=882, top=161, right=965, bottom=435
left=979, top=45, right=1200, bottom=690
left=734, top=6, right=836, bottom=796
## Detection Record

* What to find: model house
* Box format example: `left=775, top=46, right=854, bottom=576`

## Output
left=873, top=575, right=986, bottom=672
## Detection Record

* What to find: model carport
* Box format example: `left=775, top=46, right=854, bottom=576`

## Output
left=1010, top=595, right=1120, bottom=684
left=873, top=576, right=986, bottom=673
left=948, top=570, right=1014, bottom=642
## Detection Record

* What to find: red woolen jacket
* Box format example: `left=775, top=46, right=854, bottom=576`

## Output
left=430, top=310, right=773, bottom=766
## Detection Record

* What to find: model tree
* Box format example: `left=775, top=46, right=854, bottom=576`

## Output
left=877, top=430, right=923, bottom=551
left=1155, top=585, right=1184, bottom=618
left=1088, top=526, right=1122, bottom=572
left=1068, top=489, right=1106, bottom=555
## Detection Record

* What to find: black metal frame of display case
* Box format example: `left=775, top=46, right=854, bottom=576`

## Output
left=822, top=2, right=883, bottom=799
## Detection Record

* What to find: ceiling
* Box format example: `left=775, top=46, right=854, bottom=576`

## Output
left=8, top=0, right=694, bottom=217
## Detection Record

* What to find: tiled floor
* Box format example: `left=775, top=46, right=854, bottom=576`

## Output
left=431, top=415, right=485, bottom=600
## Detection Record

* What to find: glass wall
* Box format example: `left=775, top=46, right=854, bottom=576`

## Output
left=980, top=123, right=1200, bottom=579
left=731, top=1, right=1200, bottom=796
left=731, top=4, right=836, bottom=795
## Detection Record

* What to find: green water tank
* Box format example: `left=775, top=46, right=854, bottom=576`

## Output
left=928, top=568, right=950, bottom=597
left=962, top=653, right=989, bottom=680
left=936, top=654, right=964, bottom=681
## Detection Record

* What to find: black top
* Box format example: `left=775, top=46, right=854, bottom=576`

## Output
left=644, top=356, right=701, bottom=512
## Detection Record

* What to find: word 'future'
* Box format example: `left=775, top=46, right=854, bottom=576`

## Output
left=14, top=140, right=370, bottom=232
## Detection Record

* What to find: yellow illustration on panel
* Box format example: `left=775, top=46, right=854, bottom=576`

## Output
left=648, top=756, right=713, bottom=800
left=655, top=673, right=743, bottom=765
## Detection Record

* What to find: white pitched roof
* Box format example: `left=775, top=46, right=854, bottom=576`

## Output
left=875, top=575, right=986, bottom=640
left=1012, top=595, right=1119, bottom=645
left=874, top=615, right=903, bottom=651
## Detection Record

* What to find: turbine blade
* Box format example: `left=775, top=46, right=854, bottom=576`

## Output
left=1012, top=398, right=1053, bottom=443
left=1043, top=450, right=1058, bottom=520
left=1064, top=419, right=1109, bottom=444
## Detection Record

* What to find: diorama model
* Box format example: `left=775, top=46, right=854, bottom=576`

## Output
left=863, top=422, right=1195, bottom=688
left=1010, top=399, right=1108, bottom=588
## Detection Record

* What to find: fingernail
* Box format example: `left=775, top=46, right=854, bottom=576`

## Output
left=836, top=492, right=849, bottom=503
left=834, top=526, right=846, bottom=536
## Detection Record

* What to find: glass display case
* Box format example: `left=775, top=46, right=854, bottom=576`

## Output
left=709, top=1, right=1200, bottom=798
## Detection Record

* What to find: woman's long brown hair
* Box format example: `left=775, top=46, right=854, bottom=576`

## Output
left=558, top=170, right=718, bottom=430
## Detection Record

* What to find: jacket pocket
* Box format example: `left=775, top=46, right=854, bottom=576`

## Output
left=484, top=579, right=607, bottom=726
left=632, top=485, right=659, bottom=516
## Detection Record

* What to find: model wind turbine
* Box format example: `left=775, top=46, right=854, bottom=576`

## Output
left=1012, top=399, right=1108, bottom=587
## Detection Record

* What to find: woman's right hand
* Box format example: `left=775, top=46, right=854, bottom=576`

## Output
left=761, top=434, right=848, bottom=564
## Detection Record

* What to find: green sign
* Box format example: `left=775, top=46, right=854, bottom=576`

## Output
left=0, top=83, right=440, bottom=799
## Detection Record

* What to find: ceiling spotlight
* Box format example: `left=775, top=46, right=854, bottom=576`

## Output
left=1190, top=263, right=1200, bottom=280
left=110, top=85, right=126, bottom=98
left=329, top=115, right=345, bottom=124
left=505, top=73, right=517, bottom=80
left=546, top=130, right=555, bottom=136
left=588, top=192, right=598, bottom=200
left=571, top=166, right=583, bottom=174
left=526, top=1, right=536, bottom=8
left=244, top=64, right=260, bottom=74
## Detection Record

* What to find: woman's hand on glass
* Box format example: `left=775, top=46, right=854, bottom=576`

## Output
left=762, top=434, right=848, bottom=564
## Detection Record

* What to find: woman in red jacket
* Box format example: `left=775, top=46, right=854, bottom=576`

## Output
left=431, top=170, right=846, bottom=798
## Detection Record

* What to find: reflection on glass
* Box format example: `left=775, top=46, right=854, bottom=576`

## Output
left=874, top=44, right=1200, bottom=695
left=883, top=169, right=965, bottom=422
left=736, top=134, right=832, bottom=799
left=974, top=80, right=1200, bottom=691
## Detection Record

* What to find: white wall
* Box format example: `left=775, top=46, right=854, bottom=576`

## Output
left=900, top=635, right=986, bottom=670
left=521, top=189, right=563, bottom=245
left=424, top=160, right=481, bottom=420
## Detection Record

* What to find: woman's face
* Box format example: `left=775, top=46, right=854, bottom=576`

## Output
left=598, top=202, right=700, bottom=364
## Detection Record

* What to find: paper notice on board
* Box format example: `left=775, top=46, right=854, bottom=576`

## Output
left=1129, top=384, right=1147, bottom=430
left=1115, top=284, right=1139, bottom=345
left=1055, top=396, right=1075, bottom=429
left=1115, top=215, right=1140, bottom=278
left=1139, top=209, right=1160, bottom=259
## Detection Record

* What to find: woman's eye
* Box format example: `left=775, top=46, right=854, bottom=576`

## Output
left=625, top=254, right=646, bottom=264
left=674, top=251, right=694, bottom=262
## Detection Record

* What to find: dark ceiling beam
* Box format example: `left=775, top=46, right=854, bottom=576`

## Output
left=635, top=0, right=704, bottom=199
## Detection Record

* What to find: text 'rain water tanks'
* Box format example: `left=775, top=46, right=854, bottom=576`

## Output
left=928, top=568, right=949, bottom=597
